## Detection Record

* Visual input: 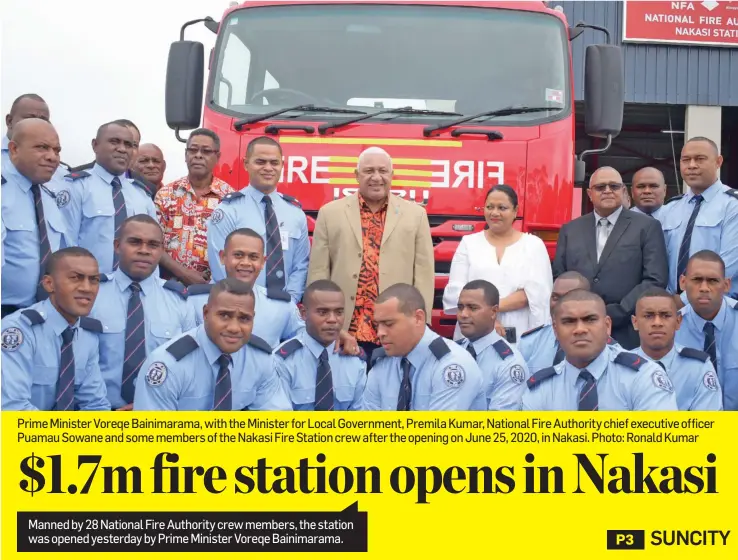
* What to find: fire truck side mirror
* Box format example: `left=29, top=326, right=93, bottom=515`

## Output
left=165, top=41, right=205, bottom=132
left=583, top=44, right=624, bottom=139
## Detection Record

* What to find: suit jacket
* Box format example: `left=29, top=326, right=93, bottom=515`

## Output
left=307, top=194, right=435, bottom=330
left=552, top=209, right=668, bottom=349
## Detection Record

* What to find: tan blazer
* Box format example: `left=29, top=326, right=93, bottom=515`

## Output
left=307, top=194, right=435, bottom=330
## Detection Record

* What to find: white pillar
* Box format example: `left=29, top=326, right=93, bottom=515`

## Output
left=683, top=105, right=722, bottom=192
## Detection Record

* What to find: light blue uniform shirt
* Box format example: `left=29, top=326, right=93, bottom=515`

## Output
left=634, top=344, right=722, bottom=411
left=2, top=162, right=74, bottom=306
left=206, top=186, right=310, bottom=303
left=661, top=181, right=738, bottom=293
left=630, top=204, right=667, bottom=223
left=275, top=331, right=366, bottom=411
left=187, top=283, right=304, bottom=349
left=59, top=163, right=156, bottom=274
left=1, top=135, right=68, bottom=182
left=89, top=269, right=196, bottom=408
left=522, top=344, right=678, bottom=411
left=457, top=331, right=529, bottom=410
left=1, top=299, right=110, bottom=411
left=675, top=297, right=738, bottom=410
left=133, top=325, right=292, bottom=411
left=362, top=327, right=486, bottom=411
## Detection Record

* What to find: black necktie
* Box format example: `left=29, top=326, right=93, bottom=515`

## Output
left=213, top=354, right=232, bottom=411
left=314, top=349, right=334, bottom=411
left=121, top=282, right=146, bottom=404
left=553, top=342, right=565, bottom=365
left=578, top=369, right=598, bottom=411
left=31, top=184, right=52, bottom=302
left=262, top=196, right=286, bottom=294
left=112, top=177, right=127, bottom=270
left=397, top=358, right=412, bottom=411
left=676, top=194, right=704, bottom=291
left=703, top=321, right=718, bottom=373
left=55, top=327, right=76, bottom=411
left=466, top=343, right=477, bottom=360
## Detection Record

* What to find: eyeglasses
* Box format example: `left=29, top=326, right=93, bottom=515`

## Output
left=186, top=147, right=217, bottom=156
left=591, top=182, right=624, bottom=193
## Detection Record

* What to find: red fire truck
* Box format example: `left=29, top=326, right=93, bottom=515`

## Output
left=165, top=0, right=623, bottom=338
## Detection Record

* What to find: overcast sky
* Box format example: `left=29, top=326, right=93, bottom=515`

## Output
left=1, top=0, right=228, bottom=181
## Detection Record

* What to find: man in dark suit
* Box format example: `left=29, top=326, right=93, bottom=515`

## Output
left=553, top=166, right=669, bottom=349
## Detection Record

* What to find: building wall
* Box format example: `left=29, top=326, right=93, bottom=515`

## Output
left=559, top=1, right=738, bottom=106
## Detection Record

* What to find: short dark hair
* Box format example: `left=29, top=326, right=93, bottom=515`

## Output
left=304, top=280, right=343, bottom=307
left=553, top=289, right=605, bottom=318
left=637, top=286, right=674, bottom=303
left=117, top=214, right=163, bottom=240
left=188, top=128, right=220, bottom=151
left=112, top=119, right=140, bottom=137
left=461, top=279, right=499, bottom=306
left=9, top=93, right=46, bottom=115
left=45, top=247, right=97, bottom=276
left=208, top=278, right=254, bottom=304
left=485, top=184, right=518, bottom=208
left=375, top=283, right=426, bottom=316
left=96, top=120, right=131, bottom=140
left=687, top=250, right=726, bottom=276
left=685, top=136, right=720, bottom=155
left=555, top=271, right=591, bottom=291
left=224, top=228, right=264, bottom=253
left=246, top=136, right=282, bottom=159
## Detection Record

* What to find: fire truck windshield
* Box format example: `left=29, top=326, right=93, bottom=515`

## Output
left=211, top=3, right=570, bottom=125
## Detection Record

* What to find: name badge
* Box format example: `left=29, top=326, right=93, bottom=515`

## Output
left=280, top=228, right=290, bottom=250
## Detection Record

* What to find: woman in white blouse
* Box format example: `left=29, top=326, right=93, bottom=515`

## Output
left=442, top=185, right=553, bottom=344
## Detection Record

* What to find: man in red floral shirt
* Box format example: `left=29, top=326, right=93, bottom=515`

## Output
left=155, top=128, right=233, bottom=285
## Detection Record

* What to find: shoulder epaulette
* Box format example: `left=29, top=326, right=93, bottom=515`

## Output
left=131, top=178, right=151, bottom=193
left=370, top=347, right=387, bottom=366
left=186, top=284, right=213, bottom=296
left=526, top=367, right=557, bottom=389
left=68, top=161, right=94, bottom=173
left=20, top=309, right=45, bottom=326
left=613, top=351, right=646, bottom=371
left=162, top=279, right=188, bottom=299
left=428, top=337, right=450, bottom=360
left=248, top=335, right=272, bottom=354
left=65, top=171, right=90, bottom=181
left=733, top=299, right=738, bottom=310
left=79, top=317, right=103, bottom=333
left=492, top=339, right=513, bottom=360
left=266, top=287, right=291, bottom=302
left=724, top=188, right=738, bottom=201
left=1, top=176, right=6, bottom=185
left=679, top=347, right=710, bottom=362
left=166, top=335, right=199, bottom=361
left=521, top=325, right=544, bottom=338
left=278, top=192, right=302, bottom=209
left=276, top=338, right=303, bottom=359
left=454, top=338, right=467, bottom=346
left=664, top=194, right=683, bottom=205
left=222, top=191, right=244, bottom=203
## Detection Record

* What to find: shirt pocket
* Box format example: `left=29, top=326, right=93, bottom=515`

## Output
left=177, top=395, right=212, bottom=411
left=30, top=365, right=58, bottom=408
left=45, top=210, right=68, bottom=249
left=334, top=384, right=356, bottom=411
left=288, top=386, right=316, bottom=409
left=149, top=323, right=180, bottom=348
left=82, top=196, right=114, bottom=220
left=694, top=212, right=723, bottom=246
left=233, top=388, right=257, bottom=411
left=4, top=214, right=35, bottom=234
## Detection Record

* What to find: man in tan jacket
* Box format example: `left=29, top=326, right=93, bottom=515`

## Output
left=307, top=147, right=435, bottom=363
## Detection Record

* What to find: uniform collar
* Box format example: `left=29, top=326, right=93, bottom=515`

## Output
left=1, top=135, right=8, bottom=152
left=406, top=326, right=437, bottom=370
left=92, top=162, right=126, bottom=186
left=39, top=299, right=80, bottom=337
left=690, top=298, right=728, bottom=332
left=593, top=205, right=623, bottom=227
left=635, top=344, right=677, bottom=371
left=113, top=268, right=157, bottom=296
left=245, top=184, right=278, bottom=204
left=195, top=324, right=230, bottom=367
left=3, top=160, right=33, bottom=192
left=469, top=330, right=504, bottom=354
left=302, top=331, right=336, bottom=359
left=564, top=345, right=609, bottom=386
left=686, top=180, right=722, bottom=203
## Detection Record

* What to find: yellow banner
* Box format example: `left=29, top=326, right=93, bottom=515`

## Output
left=2, top=412, right=736, bottom=558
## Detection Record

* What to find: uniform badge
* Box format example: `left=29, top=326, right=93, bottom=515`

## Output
left=211, top=208, right=224, bottom=224
left=55, top=189, right=71, bottom=209
left=443, top=364, right=465, bottom=388
left=652, top=370, right=674, bottom=393
left=1, top=327, right=23, bottom=351
left=703, top=371, right=719, bottom=392
left=146, top=362, right=168, bottom=387
left=509, top=365, right=526, bottom=385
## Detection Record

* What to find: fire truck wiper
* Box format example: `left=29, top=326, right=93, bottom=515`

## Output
left=234, top=105, right=367, bottom=130
left=318, top=107, right=462, bottom=135
left=423, top=106, right=557, bottom=137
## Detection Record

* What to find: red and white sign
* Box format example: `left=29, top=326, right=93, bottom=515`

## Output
left=623, top=1, right=738, bottom=47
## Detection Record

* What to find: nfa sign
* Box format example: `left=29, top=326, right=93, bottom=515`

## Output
left=623, top=1, right=738, bottom=47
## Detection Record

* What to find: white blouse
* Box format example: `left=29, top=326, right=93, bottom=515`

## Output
left=442, top=231, right=553, bottom=342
